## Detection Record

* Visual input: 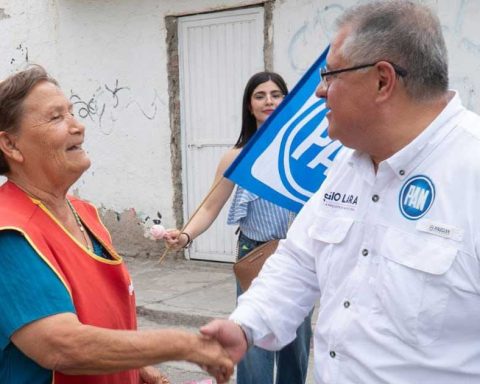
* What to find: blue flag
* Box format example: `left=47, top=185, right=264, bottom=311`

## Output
left=224, top=47, right=343, bottom=213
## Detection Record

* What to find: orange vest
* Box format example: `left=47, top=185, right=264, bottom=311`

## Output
left=0, top=181, right=139, bottom=383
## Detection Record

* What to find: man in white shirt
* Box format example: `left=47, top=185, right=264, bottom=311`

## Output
left=201, top=1, right=480, bottom=383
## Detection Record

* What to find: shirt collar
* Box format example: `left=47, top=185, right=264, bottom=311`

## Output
left=348, top=91, right=465, bottom=181
left=386, top=91, right=464, bottom=180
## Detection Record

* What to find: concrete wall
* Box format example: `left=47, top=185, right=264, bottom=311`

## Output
left=1, top=0, right=479, bottom=257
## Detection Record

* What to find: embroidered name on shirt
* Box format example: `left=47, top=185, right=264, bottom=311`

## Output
left=416, top=219, right=464, bottom=242
left=323, top=191, right=358, bottom=211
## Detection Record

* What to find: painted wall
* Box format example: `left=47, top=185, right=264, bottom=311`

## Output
left=0, top=0, right=479, bottom=257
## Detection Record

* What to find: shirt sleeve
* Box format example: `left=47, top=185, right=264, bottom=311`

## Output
left=0, top=230, right=75, bottom=350
left=230, top=189, right=323, bottom=350
left=230, top=147, right=353, bottom=349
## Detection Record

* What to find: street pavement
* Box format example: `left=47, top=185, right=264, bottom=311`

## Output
left=126, top=256, right=315, bottom=384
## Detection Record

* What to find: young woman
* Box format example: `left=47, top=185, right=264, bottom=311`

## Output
left=165, top=71, right=312, bottom=384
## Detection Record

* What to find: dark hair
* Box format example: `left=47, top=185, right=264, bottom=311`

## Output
left=234, top=71, right=288, bottom=148
left=337, top=0, right=448, bottom=101
left=0, top=65, right=58, bottom=174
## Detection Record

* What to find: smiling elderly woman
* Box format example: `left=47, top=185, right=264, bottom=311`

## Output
left=0, top=66, right=233, bottom=384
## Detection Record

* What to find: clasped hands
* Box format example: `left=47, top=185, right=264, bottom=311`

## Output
left=199, top=319, right=249, bottom=383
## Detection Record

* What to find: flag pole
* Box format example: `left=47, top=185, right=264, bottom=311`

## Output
left=159, top=176, right=226, bottom=263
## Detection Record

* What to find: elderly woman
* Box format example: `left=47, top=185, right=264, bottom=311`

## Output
left=0, top=66, right=233, bottom=384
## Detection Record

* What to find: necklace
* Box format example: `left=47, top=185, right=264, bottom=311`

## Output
left=66, top=199, right=92, bottom=251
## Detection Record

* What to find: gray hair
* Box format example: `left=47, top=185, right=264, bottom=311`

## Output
left=337, top=0, right=448, bottom=101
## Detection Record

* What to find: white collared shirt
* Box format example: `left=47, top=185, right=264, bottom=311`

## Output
left=231, top=92, right=480, bottom=384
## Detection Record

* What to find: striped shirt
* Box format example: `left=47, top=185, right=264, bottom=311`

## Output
left=227, top=186, right=291, bottom=242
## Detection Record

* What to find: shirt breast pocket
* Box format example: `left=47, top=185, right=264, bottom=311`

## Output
left=308, top=216, right=354, bottom=293
left=375, top=227, right=458, bottom=346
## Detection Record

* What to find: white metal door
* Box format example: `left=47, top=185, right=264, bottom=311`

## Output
left=178, top=7, right=264, bottom=262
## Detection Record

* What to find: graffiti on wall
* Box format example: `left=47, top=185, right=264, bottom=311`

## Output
left=142, top=211, right=163, bottom=225
left=439, top=0, right=480, bottom=111
left=70, top=80, right=162, bottom=135
left=287, top=3, right=344, bottom=73
left=9, top=43, right=29, bottom=67
left=0, top=8, right=10, bottom=21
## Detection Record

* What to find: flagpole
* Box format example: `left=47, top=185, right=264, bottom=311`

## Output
left=159, top=176, right=226, bottom=263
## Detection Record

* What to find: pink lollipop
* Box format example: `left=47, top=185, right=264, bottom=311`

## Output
left=150, top=224, right=166, bottom=240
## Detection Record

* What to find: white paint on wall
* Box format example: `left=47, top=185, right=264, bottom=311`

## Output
left=0, top=0, right=267, bottom=226
left=0, top=0, right=479, bottom=252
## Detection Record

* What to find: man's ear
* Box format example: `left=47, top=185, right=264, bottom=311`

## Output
left=0, top=131, right=24, bottom=164
left=375, top=61, right=398, bottom=102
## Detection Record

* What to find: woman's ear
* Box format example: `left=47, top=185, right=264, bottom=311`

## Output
left=0, top=131, right=24, bottom=164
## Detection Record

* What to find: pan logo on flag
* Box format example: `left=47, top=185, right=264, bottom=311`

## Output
left=279, top=98, right=342, bottom=202
left=225, top=46, right=338, bottom=212
left=250, top=92, right=343, bottom=207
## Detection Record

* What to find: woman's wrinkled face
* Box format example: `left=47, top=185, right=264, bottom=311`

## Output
left=250, top=80, right=285, bottom=128
left=13, top=81, right=90, bottom=183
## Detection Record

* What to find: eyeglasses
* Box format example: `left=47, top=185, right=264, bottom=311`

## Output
left=319, top=61, right=408, bottom=89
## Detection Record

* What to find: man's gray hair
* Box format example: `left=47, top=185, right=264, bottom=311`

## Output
left=337, top=0, right=448, bottom=101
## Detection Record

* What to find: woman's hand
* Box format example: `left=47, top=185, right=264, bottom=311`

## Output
left=163, top=229, right=189, bottom=250
left=186, top=334, right=234, bottom=384
left=139, top=365, right=170, bottom=383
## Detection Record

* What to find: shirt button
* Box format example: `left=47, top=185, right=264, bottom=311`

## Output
left=372, top=194, right=379, bottom=202
left=362, top=249, right=369, bottom=256
left=399, top=169, right=405, bottom=176
left=344, top=301, right=350, bottom=308
left=330, top=351, right=336, bottom=358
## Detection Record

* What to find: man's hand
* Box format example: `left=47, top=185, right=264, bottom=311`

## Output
left=200, top=319, right=248, bottom=364
left=184, top=333, right=234, bottom=384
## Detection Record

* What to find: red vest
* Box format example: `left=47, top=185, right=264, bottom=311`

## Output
left=0, top=181, right=139, bottom=383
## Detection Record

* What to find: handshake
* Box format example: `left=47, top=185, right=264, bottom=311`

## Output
left=188, top=319, right=249, bottom=384
left=148, top=226, right=250, bottom=382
